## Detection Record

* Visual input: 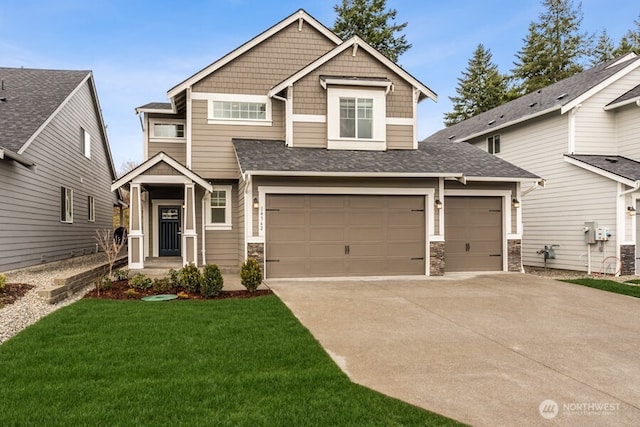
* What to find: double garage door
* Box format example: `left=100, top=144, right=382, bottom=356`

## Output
left=266, top=194, right=425, bottom=278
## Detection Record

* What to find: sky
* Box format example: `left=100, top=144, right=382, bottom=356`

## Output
left=1, top=0, right=638, bottom=170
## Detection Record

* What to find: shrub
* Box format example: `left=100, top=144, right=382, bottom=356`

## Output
left=178, top=263, right=202, bottom=293
left=129, top=273, right=152, bottom=291
left=240, top=258, right=262, bottom=292
left=152, top=277, right=174, bottom=294
left=201, top=264, right=224, bottom=298
left=124, top=288, right=139, bottom=299
left=113, top=269, right=129, bottom=281
left=168, top=268, right=180, bottom=286
left=0, top=273, right=6, bottom=291
left=97, top=275, right=112, bottom=291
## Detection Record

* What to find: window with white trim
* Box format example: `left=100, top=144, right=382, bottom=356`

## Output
left=60, top=187, right=73, bottom=223
left=87, top=196, right=95, bottom=222
left=81, top=128, right=91, bottom=158
left=327, top=87, right=386, bottom=150
left=488, top=134, right=501, bottom=154
left=206, top=94, right=271, bottom=126
left=205, top=186, right=232, bottom=230
left=149, top=119, right=186, bottom=143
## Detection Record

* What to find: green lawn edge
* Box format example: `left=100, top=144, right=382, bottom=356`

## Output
left=559, top=278, right=640, bottom=298
left=0, top=297, right=463, bottom=426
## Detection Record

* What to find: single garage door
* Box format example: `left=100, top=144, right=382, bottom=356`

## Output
left=266, top=194, right=425, bottom=278
left=444, top=196, right=503, bottom=272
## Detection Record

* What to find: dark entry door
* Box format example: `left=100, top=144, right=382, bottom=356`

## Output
left=159, top=206, right=181, bottom=256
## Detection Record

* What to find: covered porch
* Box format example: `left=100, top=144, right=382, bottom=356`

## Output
left=111, top=152, right=213, bottom=270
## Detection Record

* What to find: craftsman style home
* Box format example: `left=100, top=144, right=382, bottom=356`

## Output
left=114, top=10, right=540, bottom=278
left=427, top=54, right=640, bottom=275
left=0, top=67, right=121, bottom=272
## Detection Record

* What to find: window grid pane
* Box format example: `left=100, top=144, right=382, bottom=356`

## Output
left=340, top=98, right=356, bottom=138
left=210, top=190, right=227, bottom=223
left=212, top=101, right=266, bottom=120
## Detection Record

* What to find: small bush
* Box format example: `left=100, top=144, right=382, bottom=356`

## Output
left=240, top=258, right=262, bottom=292
left=124, top=288, right=139, bottom=299
left=201, top=264, right=224, bottom=298
left=179, top=263, right=202, bottom=293
left=97, top=275, right=112, bottom=291
left=129, top=273, right=152, bottom=291
left=152, top=277, right=174, bottom=294
left=113, top=269, right=129, bottom=281
left=168, top=268, right=180, bottom=286
left=0, top=273, right=6, bottom=291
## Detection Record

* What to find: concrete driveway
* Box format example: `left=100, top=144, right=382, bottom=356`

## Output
left=267, top=273, right=640, bottom=427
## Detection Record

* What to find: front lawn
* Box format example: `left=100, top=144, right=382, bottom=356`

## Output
left=0, top=297, right=461, bottom=426
left=560, top=278, right=640, bottom=298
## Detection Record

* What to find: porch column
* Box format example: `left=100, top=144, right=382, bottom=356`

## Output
left=183, top=183, right=198, bottom=266
left=129, top=183, right=144, bottom=269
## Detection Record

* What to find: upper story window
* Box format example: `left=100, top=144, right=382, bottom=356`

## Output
left=149, top=119, right=186, bottom=143
left=488, top=134, right=501, bottom=154
left=213, top=101, right=266, bottom=120
left=81, top=128, right=91, bottom=158
left=327, top=87, right=386, bottom=151
left=205, top=185, right=232, bottom=230
left=203, top=93, right=272, bottom=126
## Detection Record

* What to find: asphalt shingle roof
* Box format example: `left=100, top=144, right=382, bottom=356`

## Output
left=233, top=139, right=539, bottom=179
left=425, top=55, right=640, bottom=143
left=136, top=102, right=173, bottom=110
left=607, top=83, right=640, bottom=107
left=0, top=67, right=90, bottom=152
left=566, top=154, right=640, bottom=182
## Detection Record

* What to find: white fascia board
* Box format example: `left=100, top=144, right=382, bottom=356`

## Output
left=0, top=148, right=36, bottom=169
left=564, top=156, right=639, bottom=187
left=320, top=77, right=392, bottom=90
left=456, top=105, right=562, bottom=142
left=268, top=36, right=437, bottom=102
left=18, top=73, right=91, bottom=155
left=168, top=10, right=341, bottom=99
left=603, top=96, right=640, bottom=111
left=135, top=107, right=177, bottom=114
left=463, top=176, right=543, bottom=183
left=245, top=170, right=463, bottom=179
left=562, top=57, right=640, bottom=114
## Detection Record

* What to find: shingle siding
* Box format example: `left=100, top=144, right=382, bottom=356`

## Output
left=0, top=80, right=115, bottom=272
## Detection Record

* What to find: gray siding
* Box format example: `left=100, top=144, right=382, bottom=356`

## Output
left=387, top=125, right=413, bottom=149
left=148, top=141, right=186, bottom=164
left=201, top=181, right=240, bottom=270
left=292, top=121, right=326, bottom=148
left=617, top=104, right=640, bottom=160
left=0, top=80, right=116, bottom=272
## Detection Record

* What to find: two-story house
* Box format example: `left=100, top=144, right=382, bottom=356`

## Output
left=427, top=54, right=640, bottom=275
left=0, top=67, right=122, bottom=272
left=113, top=10, right=540, bottom=278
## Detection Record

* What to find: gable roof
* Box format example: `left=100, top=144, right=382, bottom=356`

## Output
left=605, top=83, right=640, bottom=110
left=111, top=151, right=213, bottom=192
left=425, top=54, right=640, bottom=143
left=135, top=102, right=174, bottom=114
left=167, top=9, right=342, bottom=100
left=0, top=67, right=90, bottom=153
left=565, top=154, right=640, bottom=186
left=233, top=139, right=539, bottom=181
left=268, top=36, right=437, bottom=102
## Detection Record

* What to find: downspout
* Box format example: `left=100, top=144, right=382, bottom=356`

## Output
left=201, top=192, right=207, bottom=265
left=272, top=85, right=292, bottom=147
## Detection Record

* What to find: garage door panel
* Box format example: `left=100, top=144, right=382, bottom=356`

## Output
left=308, top=243, right=345, bottom=257
left=309, top=195, right=346, bottom=208
left=348, top=227, right=384, bottom=241
left=348, top=212, right=384, bottom=225
left=268, top=242, right=306, bottom=258
left=268, top=195, right=306, bottom=209
left=268, top=213, right=306, bottom=226
left=309, top=227, right=345, bottom=241
left=309, top=211, right=345, bottom=226
left=267, top=227, right=305, bottom=242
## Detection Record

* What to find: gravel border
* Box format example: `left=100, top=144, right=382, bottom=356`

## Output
left=0, top=254, right=112, bottom=344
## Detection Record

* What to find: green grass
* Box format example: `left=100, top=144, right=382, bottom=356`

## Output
left=560, top=278, right=640, bottom=298
left=0, top=297, right=461, bottom=426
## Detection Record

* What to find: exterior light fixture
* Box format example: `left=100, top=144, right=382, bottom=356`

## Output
left=435, top=199, right=443, bottom=209
left=627, top=206, right=636, bottom=216
left=253, top=197, right=259, bottom=209
left=512, top=198, right=520, bottom=208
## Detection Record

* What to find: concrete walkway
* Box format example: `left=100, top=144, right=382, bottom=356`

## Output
left=268, top=273, right=640, bottom=427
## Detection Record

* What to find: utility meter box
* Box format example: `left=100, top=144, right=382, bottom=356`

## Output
left=595, top=227, right=610, bottom=241
left=584, top=221, right=597, bottom=244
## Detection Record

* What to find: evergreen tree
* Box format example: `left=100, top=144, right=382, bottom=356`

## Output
left=333, top=0, right=411, bottom=62
left=444, top=44, right=508, bottom=126
left=590, top=30, right=615, bottom=65
left=613, top=15, right=640, bottom=57
left=511, top=0, right=590, bottom=95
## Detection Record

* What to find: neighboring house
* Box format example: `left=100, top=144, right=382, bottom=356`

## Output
left=114, top=9, right=540, bottom=278
left=0, top=67, right=121, bottom=272
left=427, top=54, right=640, bottom=275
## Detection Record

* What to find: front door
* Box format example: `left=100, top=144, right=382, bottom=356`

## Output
left=159, top=206, right=181, bottom=256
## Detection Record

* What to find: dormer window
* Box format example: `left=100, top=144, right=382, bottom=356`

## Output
left=327, top=87, right=386, bottom=150
left=340, top=97, right=373, bottom=139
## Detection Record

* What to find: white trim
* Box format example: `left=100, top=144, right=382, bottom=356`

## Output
left=603, top=96, right=640, bottom=110
left=562, top=54, right=640, bottom=114
left=82, top=128, right=91, bottom=159
left=462, top=176, right=540, bottom=183
left=19, top=73, right=91, bottom=154
left=412, top=88, right=419, bottom=149
left=132, top=175, right=192, bottom=185
left=60, top=186, right=74, bottom=223
left=151, top=199, right=183, bottom=258
left=149, top=118, right=186, bottom=143
left=387, top=117, right=413, bottom=126
left=268, top=36, right=437, bottom=102
left=247, top=236, right=264, bottom=244
left=247, top=170, right=465, bottom=179
left=205, top=185, right=233, bottom=231
left=168, top=10, right=342, bottom=99
left=320, top=77, right=392, bottom=90
left=568, top=106, right=578, bottom=154
left=327, top=87, right=386, bottom=149
left=437, top=177, right=444, bottom=236
left=191, top=92, right=272, bottom=126
left=186, top=87, right=192, bottom=168
left=87, top=195, right=95, bottom=222
left=111, top=152, right=212, bottom=192
left=143, top=193, right=149, bottom=258
left=564, top=156, right=639, bottom=187
left=258, top=186, right=435, bottom=277
left=286, top=86, right=293, bottom=146
left=444, top=189, right=515, bottom=272
left=135, top=107, right=177, bottom=114
left=292, top=114, right=326, bottom=123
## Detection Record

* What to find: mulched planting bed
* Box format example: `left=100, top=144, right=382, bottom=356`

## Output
left=84, top=279, right=272, bottom=300
left=0, top=284, right=35, bottom=308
